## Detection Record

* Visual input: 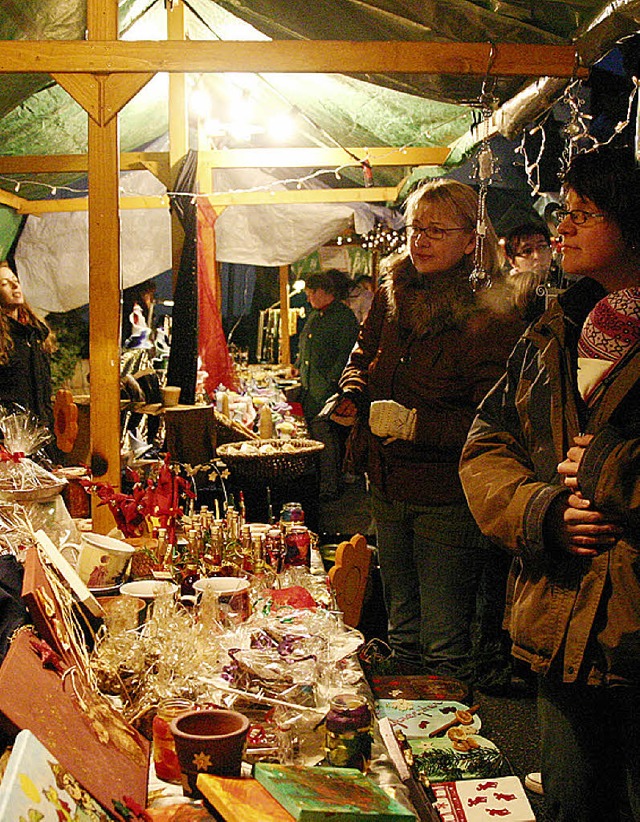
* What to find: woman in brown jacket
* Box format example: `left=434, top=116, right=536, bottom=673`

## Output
left=335, top=179, right=522, bottom=683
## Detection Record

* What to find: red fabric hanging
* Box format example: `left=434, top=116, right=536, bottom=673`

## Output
left=197, top=199, right=238, bottom=394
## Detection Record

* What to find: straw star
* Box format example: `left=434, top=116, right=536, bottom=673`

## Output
left=192, top=751, right=212, bottom=771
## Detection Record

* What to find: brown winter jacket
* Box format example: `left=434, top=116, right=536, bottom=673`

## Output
left=459, top=276, right=640, bottom=685
left=339, top=261, right=523, bottom=505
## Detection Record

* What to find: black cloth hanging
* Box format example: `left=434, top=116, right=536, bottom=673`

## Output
left=166, top=150, right=199, bottom=406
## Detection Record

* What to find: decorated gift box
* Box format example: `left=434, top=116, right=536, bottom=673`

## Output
left=431, top=776, right=535, bottom=821
left=375, top=699, right=481, bottom=739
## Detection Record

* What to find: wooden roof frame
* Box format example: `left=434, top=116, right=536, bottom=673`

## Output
left=0, top=0, right=588, bottom=529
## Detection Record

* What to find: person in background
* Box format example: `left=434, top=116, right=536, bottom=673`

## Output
left=459, top=146, right=640, bottom=822
left=503, top=222, right=559, bottom=322
left=346, top=274, right=375, bottom=324
left=293, top=270, right=359, bottom=501
left=0, top=261, right=56, bottom=436
left=121, top=278, right=157, bottom=347
left=333, top=179, right=523, bottom=682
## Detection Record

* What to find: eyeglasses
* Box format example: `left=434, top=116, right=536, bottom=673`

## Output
left=551, top=208, right=605, bottom=227
left=407, top=224, right=470, bottom=241
left=515, top=242, right=552, bottom=259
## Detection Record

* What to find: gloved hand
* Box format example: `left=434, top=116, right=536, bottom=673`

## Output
left=369, top=400, right=417, bottom=442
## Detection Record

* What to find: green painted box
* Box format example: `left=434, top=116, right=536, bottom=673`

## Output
left=253, top=763, right=417, bottom=821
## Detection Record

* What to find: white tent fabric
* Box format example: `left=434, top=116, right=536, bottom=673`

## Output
left=15, top=165, right=402, bottom=314
left=15, top=169, right=172, bottom=315
left=213, top=167, right=403, bottom=267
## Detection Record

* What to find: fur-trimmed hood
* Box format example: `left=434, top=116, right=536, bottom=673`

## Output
left=380, top=257, right=517, bottom=339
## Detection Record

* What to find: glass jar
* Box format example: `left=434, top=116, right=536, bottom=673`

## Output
left=325, top=693, right=372, bottom=772
left=284, top=525, right=311, bottom=568
left=152, top=698, right=195, bottom=783
left=280, top=502, right=305, bottom=525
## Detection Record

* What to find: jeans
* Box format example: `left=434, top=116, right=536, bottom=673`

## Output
left=308, top=415, right=343, bottom=499
left=538, top=675, right=640, bottom=822
left=371, top=485, right=488, bottom=683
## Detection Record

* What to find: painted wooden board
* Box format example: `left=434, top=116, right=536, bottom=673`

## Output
left=197, top=774, right=296, bottom=822
left=0, top=728, right=114, bottom=820
left=254, top=763, right=416, bottom=821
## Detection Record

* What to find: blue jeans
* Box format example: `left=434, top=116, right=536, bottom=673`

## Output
left=371, top=486, right=488, bottom=683
left=539, top=675, right=640, bottom=821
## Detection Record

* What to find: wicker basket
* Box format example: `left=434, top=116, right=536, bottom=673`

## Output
left=216, top=438, right=324, bottom=485
left=213, top=410, right=259, bottom=446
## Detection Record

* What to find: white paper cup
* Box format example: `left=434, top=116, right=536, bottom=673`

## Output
left=76, top=532, right=135, bottom=589
left=161, top=386, right=181, bottom=407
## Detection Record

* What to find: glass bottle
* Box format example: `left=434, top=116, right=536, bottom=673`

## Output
left=152, top=698, right=195, bottom=783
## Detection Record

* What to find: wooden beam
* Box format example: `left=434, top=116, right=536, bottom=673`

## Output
left=0, top=41, right=588, bottom=78
left=200, top=146, right=451, bottom=168
left=52, top=72, right=155, bottom=124
left=86, top=0, right=122, bottom=533
left=14, top=185, right=404, bottom=214
left=0, top=152, right=170, bottom=175
left=0, top=146, right=446, bottom=175
left=203, top=186, right=402, bottom=206
left=278, top=265, right=291, bottom=367
left=167, top=0, right=188, bottom=289
left=0, top=188, right=30, bottom=210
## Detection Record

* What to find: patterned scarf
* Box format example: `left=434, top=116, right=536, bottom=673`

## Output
left=577, top=287, right=640, bottom=404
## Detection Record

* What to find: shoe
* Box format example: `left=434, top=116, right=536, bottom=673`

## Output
left=524, top=772, right=544, bottom=795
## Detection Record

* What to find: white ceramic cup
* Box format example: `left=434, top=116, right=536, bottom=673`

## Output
left=76, top=532, right=135, bottom=589
left=193, top=577, right=251, bottom=621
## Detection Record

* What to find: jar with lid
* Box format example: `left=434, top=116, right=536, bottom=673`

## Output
left=152, top=698, right=195, bottom=783
left=280, top=502, right=304, bottom=525
left=284, top=525, right=311, bottom=568
left=325, top=693, right=372, bottom=772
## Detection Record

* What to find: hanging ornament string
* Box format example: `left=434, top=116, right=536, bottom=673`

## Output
left=516, top=116, right=548, bottom=197
left=560, top=76, right=638, bottom=173
left=470, top=44, right=498, bottom=292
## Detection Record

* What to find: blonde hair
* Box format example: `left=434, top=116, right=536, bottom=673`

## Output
left=0, top=261, right=55, bottom=364
left=383, top=179, right=503, bottom=280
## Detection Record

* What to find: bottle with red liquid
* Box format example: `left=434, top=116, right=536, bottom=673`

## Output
left=152, top=698, right=195, bottom=783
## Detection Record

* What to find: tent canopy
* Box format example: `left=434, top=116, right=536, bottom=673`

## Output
left=0, top=0, right=638, bottom=308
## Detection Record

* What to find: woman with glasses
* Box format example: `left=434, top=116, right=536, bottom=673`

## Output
left=332, top=179, right=523, bottom=682
left=504, top=222, right=561, bottom=321
left=460, top=145, right=640, bottom=821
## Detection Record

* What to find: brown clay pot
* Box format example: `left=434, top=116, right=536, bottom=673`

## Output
left=169, top=709, right=249, bottom=796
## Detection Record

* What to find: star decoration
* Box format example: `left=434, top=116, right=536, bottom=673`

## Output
left=192, top=751, right=213, bottom=771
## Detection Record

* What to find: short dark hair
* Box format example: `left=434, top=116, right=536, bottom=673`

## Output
left=561, top=146, right=640, bottom=247
left=504, top=223, right=551, bottom=260
left=305, top=269, right=351, bottom=300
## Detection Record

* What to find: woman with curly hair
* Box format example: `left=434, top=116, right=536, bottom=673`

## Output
left=0, top=261, right=56, bottom=433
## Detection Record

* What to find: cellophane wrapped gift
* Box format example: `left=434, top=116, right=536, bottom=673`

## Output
left=0, top=409, right=66, bottom=503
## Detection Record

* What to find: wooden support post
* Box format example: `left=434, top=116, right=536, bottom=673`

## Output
left=168, top=0, right=188, bottom=288
left=87, top=0, right=122, bottom=533
left=278, top=265, right=291, bottom=366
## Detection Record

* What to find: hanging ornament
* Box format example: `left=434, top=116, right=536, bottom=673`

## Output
left=470, top=45, right=498, bottom=292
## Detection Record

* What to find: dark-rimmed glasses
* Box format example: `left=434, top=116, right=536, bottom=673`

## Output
left=551, top=208, right=605, bottom=227
left=407, top=224, right=470, bottom=241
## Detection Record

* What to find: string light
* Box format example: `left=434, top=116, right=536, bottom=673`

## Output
left=335, top=222, right=404, bottom=256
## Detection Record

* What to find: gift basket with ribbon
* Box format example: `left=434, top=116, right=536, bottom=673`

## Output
left=0, top=409, right=67, bottom=503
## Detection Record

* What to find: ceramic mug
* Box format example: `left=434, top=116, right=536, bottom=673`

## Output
left=192, top=576, right=251, bottom=621
left=76, top=532, right=135, bottom=589
left=170, top=709, right=250, bottom=796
